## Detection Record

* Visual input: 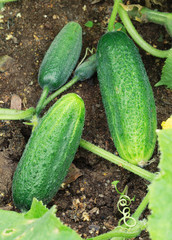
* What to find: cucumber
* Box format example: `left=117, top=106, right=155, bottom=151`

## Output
left=12, top=93, right=85, bottom=211
left=97, top=31, right=157, bottom=166
left=74, top=54, right=97, bottom=81
left=38, top=22, right=82, bottom=92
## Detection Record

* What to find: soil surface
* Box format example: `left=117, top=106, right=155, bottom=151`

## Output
left=0, top=0, right=172, bottom=239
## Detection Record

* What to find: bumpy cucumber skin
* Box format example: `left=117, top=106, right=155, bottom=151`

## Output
left=38, top=22, right=82, bottom=92
left=12, top=93, right=85, bottom=211
left=97, top=31, right=157, bottom=166
left=74, top=54, right=97, bottom=81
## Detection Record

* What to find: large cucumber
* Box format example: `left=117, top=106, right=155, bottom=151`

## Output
left=97, top=31, right=157, bottom=166
left=12, top=93, right=85, bottom=211
left=38, top=22, right=82, bottom=92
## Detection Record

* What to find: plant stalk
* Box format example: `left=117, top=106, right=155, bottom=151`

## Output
left=87, top=220, right=147, bottom=240
left=127, top=5, right=172, bottom=37
left=0, top=3, right=4, bottom=9
left=42, top=75, right=80, bottom=110
left=108, top=0, right=121, bottom=32
left=80, top=139, right=155, bottom=182
left=0, top=107, right=35, bottom=120
left=132, top=192, right=149, bottom=220
left=35, top=86, right=49, bottom=115
left=118, top=4, right=170, bottom=58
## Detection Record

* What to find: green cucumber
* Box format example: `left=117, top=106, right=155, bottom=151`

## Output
left=38, top=22, right=82, bottom=92
left=97, top=31, right=157, bottom=166
left=74, top=54, right=97, bottom=81
left=12, top=93, right=85, bottom=211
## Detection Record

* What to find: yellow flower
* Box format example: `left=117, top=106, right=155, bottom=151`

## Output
left=161, top=116, right=172, bottom=129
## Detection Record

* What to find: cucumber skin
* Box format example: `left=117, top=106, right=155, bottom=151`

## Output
left=38, top=22, right=82, bottom=92
left=97, top=31, right=157, bottom=166
left=12, top=93, right=85, bottom=211
left=74, top=54, right=97, bottom=81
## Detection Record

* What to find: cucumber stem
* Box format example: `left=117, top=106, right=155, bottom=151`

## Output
left=108, top=0, right=121, bottom=32
left=0, top=3, right=4, bottom=9
left=0, top=107, right=35, bottom=120
left=87, top=220, right=147, bottom=240
left=41, top=75, right=80, bottom=110
left=127, top=6, right=172, bottom=37
left=80, top=139, right=155, bottom=182
left=118, top=4, right=171, bottom=58
left=132, top=192, right=149, bottom=220
left=35, top=86, right=49, bottom=115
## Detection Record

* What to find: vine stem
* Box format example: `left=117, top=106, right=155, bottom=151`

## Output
left=118, top=4, right=170, bottom=58
left=132, top=192, right=149, bottom=220
left=80, top=139, right=155, bottom=182
left=35, top=86, right=49, bottom=115
left=0, top=3, right=4, bottom=9
left=0, top=76, right=80, bottom=120
left=87, top=220, right=147, bottom=240
left=0, top=107, right=35, bottom=120
left=41, top=75, right=80, bottom=111
left=108, top=0, right=121, bottom=31
left=127, top=6, right=172, bottom=37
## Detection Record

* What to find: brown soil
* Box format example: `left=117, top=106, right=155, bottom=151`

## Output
left=0, top=0, right=172, bottom=239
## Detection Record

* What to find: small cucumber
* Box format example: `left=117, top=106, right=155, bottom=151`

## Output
left=38, top=22, right=82, bottom=92
left=12, top=93, right=85, bottom=211
left=97, top=31, right=157, bottom=166
left=74, top=54, right=97, bottom=81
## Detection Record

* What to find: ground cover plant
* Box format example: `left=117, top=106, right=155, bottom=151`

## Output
left=0, top=0, right=171, bottom=239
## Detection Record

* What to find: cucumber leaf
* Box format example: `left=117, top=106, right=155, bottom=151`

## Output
left=148, top=128, right=172, bottom=240
left=0, top=198, right=82, bottom=240
left=155, top=48, right=172, bottom=89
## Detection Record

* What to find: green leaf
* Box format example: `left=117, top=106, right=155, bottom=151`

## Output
left=155, top=48, right=172, bottom=89
left=114, top=22, right=127, bottom=34
left=85, top=21, right=93, bottom=28
left=148, top=128, right=172, bottom=240
left=0, top=198, right=82, bottom=240
left=24, top=198, right=48, bottom=219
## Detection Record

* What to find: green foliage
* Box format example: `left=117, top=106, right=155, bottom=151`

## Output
left=85, top=21, right=94, bottom=28
left=148, top=128, right=172, bottom=240
left=0, top=198, right=82, bottom=240
left=114, top=22, right=127, bottom=33
left=155, top=48, right=172, bottom=89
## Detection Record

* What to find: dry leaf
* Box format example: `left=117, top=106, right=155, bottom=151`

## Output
left=63, top=163, right=83, bottom=186
left=10, top=94, right=22, bottom=110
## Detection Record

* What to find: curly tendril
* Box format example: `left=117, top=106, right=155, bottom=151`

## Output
left=117, top=195, right=136, bottom=228
left=77, top=47, right=96, bottom=67
left=112, top=182, right=136, bottom=228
